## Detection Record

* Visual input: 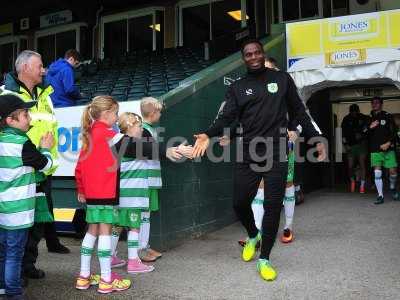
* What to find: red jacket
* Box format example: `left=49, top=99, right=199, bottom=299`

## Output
left=75, top=121, right=121, bottom=205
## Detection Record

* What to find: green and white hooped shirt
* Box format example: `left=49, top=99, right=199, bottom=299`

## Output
left=142, top=122, right=162, bottom=189
left=0, top=127, right=52, bottom=230
left=119, top=157, right=150, bottom=210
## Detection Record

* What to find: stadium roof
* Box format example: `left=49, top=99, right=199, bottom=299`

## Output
left=1, top=0, right=177, bottom=24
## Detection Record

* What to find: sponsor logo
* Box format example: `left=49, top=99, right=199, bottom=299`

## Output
left=338, top=20, right=369, bottom=34
left=331, top=18, right=377, bottom=38
left=326, top=49, right=366, bottom=67
left=224, top=76, right=237, bottom=86
left=58, top=127, right=81, bottom=153
left=245, top=89, right=254, bottom=96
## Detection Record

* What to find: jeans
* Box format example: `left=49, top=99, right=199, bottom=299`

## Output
left=0, top=228, right=28, bottom=296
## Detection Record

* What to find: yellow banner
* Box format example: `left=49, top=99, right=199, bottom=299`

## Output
left=0, top=23, right=13, bottom=36
left=287, top=9, right=400, bottom=62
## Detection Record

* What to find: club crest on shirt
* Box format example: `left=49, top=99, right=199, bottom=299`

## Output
left=130, top=212, right=138, bottom=223
left=267, top=83, right=278, bottom=93
left=381, top=119, right=386, bottom=126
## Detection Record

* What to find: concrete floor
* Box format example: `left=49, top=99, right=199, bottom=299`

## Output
left=26, top=190, right=400, bottom=299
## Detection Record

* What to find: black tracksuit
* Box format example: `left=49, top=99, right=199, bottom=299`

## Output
left=205, top=67, right=321, bottom=259
left=341, top=113, right=370, bottom=147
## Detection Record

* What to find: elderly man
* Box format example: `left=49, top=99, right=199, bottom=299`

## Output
left=0, top=50, right=69, bottom=280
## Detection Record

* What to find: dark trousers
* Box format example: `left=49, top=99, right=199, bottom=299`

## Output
left=233, top=159, right=287, bottom=260
left=42, top=177, right=59, bottom=249
left=23, top=176, right=60, bottom=271
left=294, top=161, right=304, bottom=186
left=22, top=223, right=44, bottom=270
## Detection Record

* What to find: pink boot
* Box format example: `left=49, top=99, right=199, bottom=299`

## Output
left=127, top=258, right=154, bottom=274
left=111, top=254, right=127, bottom=268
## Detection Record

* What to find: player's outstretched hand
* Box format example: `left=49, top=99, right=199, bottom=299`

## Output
left=40, top=132, right=54, bottom=149
left=288, top=131, right=298, bottom=143
left=77, top=193, right=86, bottom=203
left=193, top=134, right=210, bottom=157
left=177, top=144, right=194, bottom=159
left=218, top=135, right=231, bottom=146
left=316, top=142, right=326, bottom=162
left=166, top=147, right=182, bottom=162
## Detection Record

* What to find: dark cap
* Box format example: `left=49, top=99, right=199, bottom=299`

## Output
left=0, top=94, right=36, bottom=120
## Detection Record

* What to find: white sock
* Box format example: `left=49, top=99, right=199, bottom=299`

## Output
left=139, top=212, right=150, bottom=250
left=284, top=186, right=296, bottom=230
left=98, top=235, right=112, bottom=282
left=80, top=232, right=97, bottom=278
left=360, top=180, right=365, bottom=188
left=295, top=185, right=301, bottom=192
left=111, top=228, right=120, bottom=256
left=390, top=174, right=397, bottom=190
left=251, top=189, right=265, bottom=231
left=374, top=170, right=383, bottom=197
left=128, top=231, right=139, bottom=260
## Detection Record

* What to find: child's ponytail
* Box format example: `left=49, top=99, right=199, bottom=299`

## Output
left=80, top=95, right=119, bottom=151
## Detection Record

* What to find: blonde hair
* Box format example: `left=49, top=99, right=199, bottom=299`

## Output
left=118, top=112, right=142, bottom=134
left=140, top=97, right=163, bottom=118
left=81, top=95, right=119, bottom=151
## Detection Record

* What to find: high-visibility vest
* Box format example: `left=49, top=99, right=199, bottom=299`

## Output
left=1, top=81, right=59, bottom=175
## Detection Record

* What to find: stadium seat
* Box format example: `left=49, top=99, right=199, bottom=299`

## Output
left=76, top=98, right=91, bottom=106
left=126, top=94, right=145, bottom=101
left=111, top=88, right=127, bottom=96
left=147, top=91, right=165, bottom=97
left=112, top=94, right=127, bottom=102
left=168, top=82, right=179, bottom=90
left=114, top=82, right=130, bottom=89
left=70, top=46, right=218, bottom=107
left=129, top=86, right=146, bottom=94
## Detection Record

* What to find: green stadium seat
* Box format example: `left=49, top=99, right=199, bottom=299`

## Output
left=76, top=98, right=90, bottom=106
left=129, top=86, right=146, bottom=94
left=147, top=91, right=165, bottom=97
left=113, top=94, right=127, bottom=102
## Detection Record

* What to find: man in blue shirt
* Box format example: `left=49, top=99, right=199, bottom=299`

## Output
left=46, top=49, right=81, bottom=107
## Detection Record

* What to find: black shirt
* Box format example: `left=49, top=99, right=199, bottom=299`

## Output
left=368, top=110, right=397, bottom=152
left=205, top=67, right=321, bottom=144
left=22, top=139, right=50, bottom=170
